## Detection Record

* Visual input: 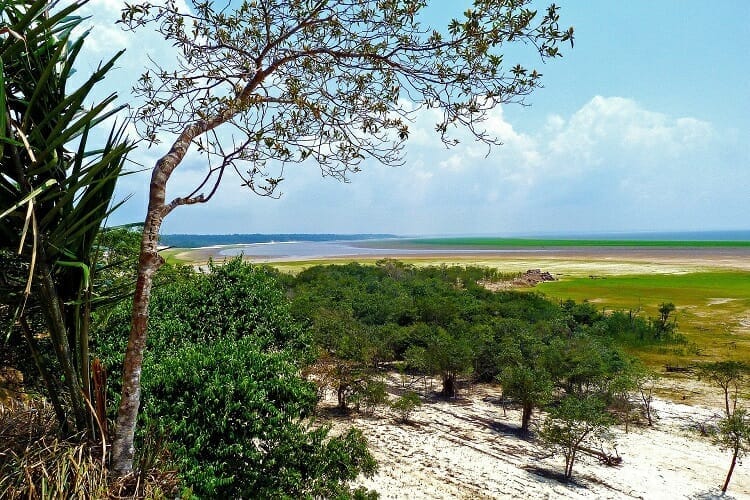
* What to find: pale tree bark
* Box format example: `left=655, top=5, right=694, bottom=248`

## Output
left=110, top=121, right=219, bottom=475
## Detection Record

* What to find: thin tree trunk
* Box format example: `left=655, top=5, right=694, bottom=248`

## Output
left=338, top=383, right=348, bottom=410
left=110, top=119, right=214, bottom=476
left=724, top=388, right=731, bottom=417
left=722, top=447, right=739, bottom=493
left=567, top=449, right=576, bottom=479
left=81, top=291, right=93, bottom=438
left=521, top=402, right=533, bottom=432
left=109, top=208, right=164, bottom=476
left=36, top=256, right=87, bottom=431
left=442, top=373, right=456, bottom=398
left=75, top=285, right=95, bottom=439
left=20, top=317, right=69, bottom=434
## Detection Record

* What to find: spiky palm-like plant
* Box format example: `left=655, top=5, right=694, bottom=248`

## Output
left=1, top=0, right=132, bottom=438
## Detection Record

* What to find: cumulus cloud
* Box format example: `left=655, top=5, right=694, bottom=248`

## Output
left=115, top=95, right=746, bottom=234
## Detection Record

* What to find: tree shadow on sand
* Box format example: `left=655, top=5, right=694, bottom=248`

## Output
left=521, top=465, right=586, bottom=487
left=690, top=490, right=740, bottom=500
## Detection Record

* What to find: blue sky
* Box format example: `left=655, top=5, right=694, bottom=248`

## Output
left=80, top=1, right=749, bottom=235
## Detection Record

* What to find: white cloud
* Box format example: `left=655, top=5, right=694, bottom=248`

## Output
left=107, top=92, right=747, bottom=235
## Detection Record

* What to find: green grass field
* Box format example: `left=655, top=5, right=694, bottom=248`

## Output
left=536, top=272, right=750, bottom=366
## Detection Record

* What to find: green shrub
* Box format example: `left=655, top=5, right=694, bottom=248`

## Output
left=95, top=259, right=375, bottom=497
left=391, top=392, right=422, bottom=423
left=355, top=379, right=388, bottom=416
left=142, top=336, right=375, bottom=497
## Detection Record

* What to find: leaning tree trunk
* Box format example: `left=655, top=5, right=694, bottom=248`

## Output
left=722, top=446, right=739, bottom=493
left=110, top=121, right=208, bottom=476
left=109, top=73, right=276, bottom=477
left=109, top=206, right=164, bottom=476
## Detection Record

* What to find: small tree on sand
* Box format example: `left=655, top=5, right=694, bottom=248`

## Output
left=538, top=395, right=614, bottom=481
left=392, top=391, right=422, bottom=423
left=696, top=360, right=748, bottom=417
left=634, top=369, right=659, bottom=426
left=714, top=408, right=750, bottom=493
left=110, top=0, right=574, bottom=475
left=497, top=331, right=552, bottom=432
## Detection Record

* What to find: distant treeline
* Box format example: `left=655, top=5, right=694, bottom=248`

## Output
left=159, top=233, right=398, bottom=248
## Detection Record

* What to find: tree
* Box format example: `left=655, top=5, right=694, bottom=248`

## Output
left=538, top=395, right=614, bottom=481
left=696, top=361, right=748, bottom=417
left=1, top=0, right=132, bottom=437
left=632, top=366, right=659, bottom=427
left=653, top=302, right=676, bottom=339
left=111, top=0, right=574, bottom=474
left=714, top=408, right=750, bottom=494
left=497, top=331, right=552, bottom=432
left=308, top=308, right=382, bottom=411
left=392, top=391, right=422, bottom=423
left=405, top=325, right=474, bottom=398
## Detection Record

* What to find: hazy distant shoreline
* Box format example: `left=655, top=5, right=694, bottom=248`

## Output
left=165, top=239, right=750, bottom=273
left=160, top=230, right=750, bottom=249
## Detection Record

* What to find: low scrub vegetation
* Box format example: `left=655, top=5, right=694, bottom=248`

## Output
left=4, top=254, right=742, bottom=493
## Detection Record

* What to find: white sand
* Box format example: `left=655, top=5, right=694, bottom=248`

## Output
left=323, top=374, right=749, bottom=499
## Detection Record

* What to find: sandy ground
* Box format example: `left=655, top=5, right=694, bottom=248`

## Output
left=323, top=373, right=749, bottom=500
left=171, top=246, right=750, bottom=277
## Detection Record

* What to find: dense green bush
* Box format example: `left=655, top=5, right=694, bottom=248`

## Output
left=95, top=258, right=374, bottom=497
left=142, top=336, right=375, bottom=497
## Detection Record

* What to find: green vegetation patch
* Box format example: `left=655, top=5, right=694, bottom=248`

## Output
left=396, top=237, right=750, bottom=248
left=537, top=271, right=750, bottom=365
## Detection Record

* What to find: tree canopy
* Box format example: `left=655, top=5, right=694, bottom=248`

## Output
left=112, top=0, right=574, bottom=475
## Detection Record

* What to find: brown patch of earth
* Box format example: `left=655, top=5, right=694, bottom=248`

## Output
left=480, top=269, right=556, bottom=291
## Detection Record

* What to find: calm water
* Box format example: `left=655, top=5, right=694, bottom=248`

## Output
left=217, top=240, right=548, bottom=260
left=214, top=239, right=750, bottom=262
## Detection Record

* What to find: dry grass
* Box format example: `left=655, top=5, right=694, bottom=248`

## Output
left=0, top=398, right=179, bottom=499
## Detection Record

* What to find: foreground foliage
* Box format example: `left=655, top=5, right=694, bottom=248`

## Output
left=0, top=0, right=132, bottom=439
left=110, top=0, right=574, bottom=474
left=96, top=259, right=376, bottom=497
